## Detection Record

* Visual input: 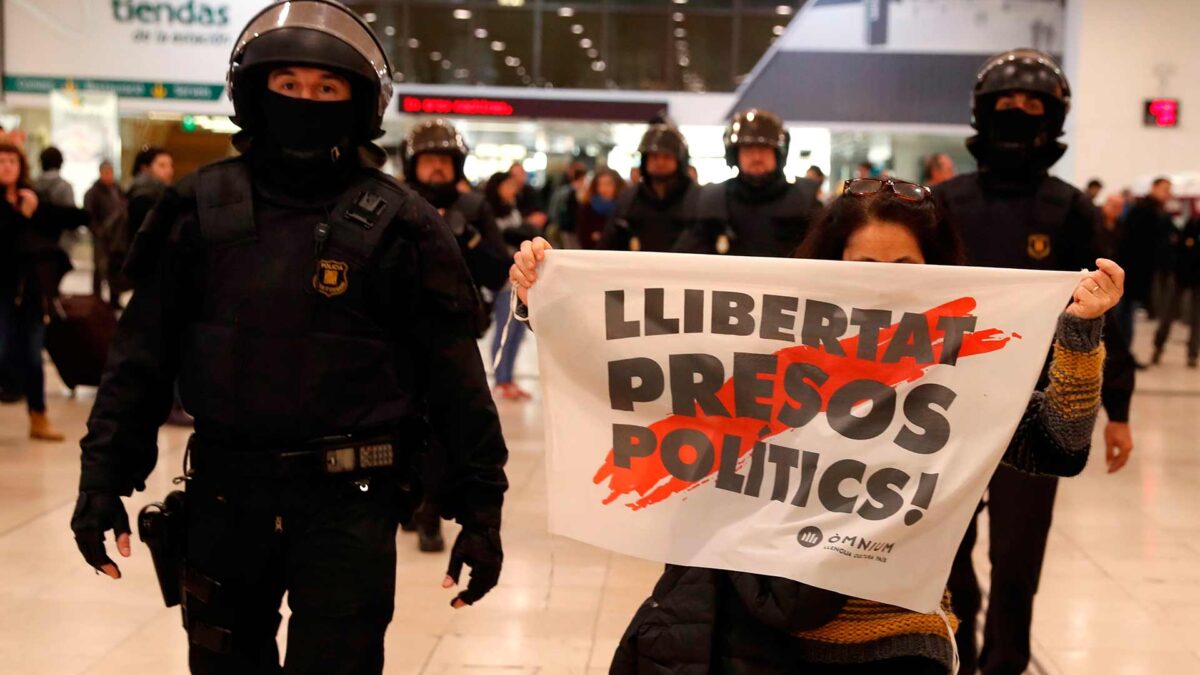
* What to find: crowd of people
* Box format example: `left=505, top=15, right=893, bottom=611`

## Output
left=0, top=3, right=1191, bottom=672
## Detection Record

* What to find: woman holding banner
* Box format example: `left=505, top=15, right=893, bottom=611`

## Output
left=509, top=177, right=1123, bottom=675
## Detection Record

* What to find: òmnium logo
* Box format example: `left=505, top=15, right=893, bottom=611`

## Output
left=797, top=526, right=823, bottom=548
left=111, top=0, right=230, bottom=26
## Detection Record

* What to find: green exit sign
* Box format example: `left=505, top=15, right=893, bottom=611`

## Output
left=181, top=115, right=197, bottom=132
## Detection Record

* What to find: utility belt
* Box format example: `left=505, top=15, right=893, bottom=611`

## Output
left=186, top=432, right=405, bottom=481
left=139, top=429, right=420, bottom=614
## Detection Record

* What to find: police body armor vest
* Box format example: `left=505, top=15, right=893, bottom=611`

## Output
left=695, top=179, right=817, bottom=257
left=182, top=156, right=424, bottom=441
left=938, top=174, right=1079, bottom=271
left=610, top=181, right=700, bottom=252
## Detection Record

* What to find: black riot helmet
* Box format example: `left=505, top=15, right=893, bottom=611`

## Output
left=402, top=119, right=469, bottom=184
left=723, top=109, right=789, bottom=169
left=968, top=49, right=1071, bottom=172
left=638, top=124, right=689, bottom=180
left=227, top=0, right=394, bottom=140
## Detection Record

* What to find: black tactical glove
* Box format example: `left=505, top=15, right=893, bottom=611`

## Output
left=70, top=491, right=131, bottom=576
left=445, top=526, right=502, bottom=607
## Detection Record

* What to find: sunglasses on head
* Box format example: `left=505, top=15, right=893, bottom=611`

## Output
left=843, top=178, right=932, bottom=203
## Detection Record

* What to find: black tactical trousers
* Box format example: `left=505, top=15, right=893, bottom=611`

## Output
left=182, top=471, right=399, bottom=675
left=948, top=464, right=1058, bottom=675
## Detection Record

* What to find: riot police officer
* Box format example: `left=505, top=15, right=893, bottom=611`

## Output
left=935, top=49, right=1134, bottom=675
left=675, top=109, right=820, bottom=257
left=599, top=123, right=698, bottom=252
left=400, top=121, right=507, bottom=554
left=69, top=3, right=508, bottom=673
left=402, top=119, right=508, bottom=295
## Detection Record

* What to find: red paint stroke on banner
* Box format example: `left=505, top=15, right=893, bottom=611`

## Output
left=592, top=297, right=1018, bottom=510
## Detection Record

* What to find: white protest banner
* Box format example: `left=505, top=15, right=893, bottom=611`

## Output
left=530, top=250, right=1082, bottom=612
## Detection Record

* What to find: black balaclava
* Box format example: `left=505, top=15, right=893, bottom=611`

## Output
left=969, top=98, right=1066, bottom=180
left=246, top=75, right=368, bottom=198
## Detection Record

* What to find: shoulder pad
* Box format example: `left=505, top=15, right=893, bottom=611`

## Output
left=194, top=157, right=254, bottom=247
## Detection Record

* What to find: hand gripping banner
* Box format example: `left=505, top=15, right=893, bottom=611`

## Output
left=530, top=250, right=1082, bottom=612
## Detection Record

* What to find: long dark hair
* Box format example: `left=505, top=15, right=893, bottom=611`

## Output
left=0, top=141, right=32, bottom=192
left=484, top=171, right=515, bottom=217
left=795, top=187, right=964, bottom=265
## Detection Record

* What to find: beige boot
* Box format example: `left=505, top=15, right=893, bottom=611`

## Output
left=29, top=411, right=65, bottom=442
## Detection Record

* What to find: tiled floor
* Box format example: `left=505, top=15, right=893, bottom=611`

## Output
left=1, top=268, right=1198, bottom=673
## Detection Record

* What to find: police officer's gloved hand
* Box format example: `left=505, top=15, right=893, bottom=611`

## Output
left=70, top=491, right=132, bottom=579
left=444, top=526, right=502, bottom=607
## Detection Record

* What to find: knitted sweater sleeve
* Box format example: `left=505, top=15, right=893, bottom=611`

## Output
left=1002, top=314, right=1105, bottom=477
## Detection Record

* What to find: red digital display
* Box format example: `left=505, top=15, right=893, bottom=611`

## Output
left=402, top=96, right=515, bottom=117
left=1145, top=98, right=1179, bottom=127
left=399, top=92, right=668, bottom=122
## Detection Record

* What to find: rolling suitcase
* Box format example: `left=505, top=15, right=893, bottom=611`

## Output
left=44, top=294, right=118, bottom=390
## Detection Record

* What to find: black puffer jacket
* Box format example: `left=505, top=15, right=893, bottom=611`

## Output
left=611, top=565, right=853, bottom=675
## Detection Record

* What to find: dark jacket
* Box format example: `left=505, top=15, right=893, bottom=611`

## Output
left=1118, top=198, right=1175, bottom=303
left=0, top=196, right=85, bottom=317
left=79, top=153, right=508, bottom=533
left=121, top=172, right=168, bottom=254
left=1173, top=218, right=1200, bottom=288
left=675, top=174, right=821, bottom=258
left=83, top=180, right=126, bottom=245
left=601, top=179, right=698, bottom=253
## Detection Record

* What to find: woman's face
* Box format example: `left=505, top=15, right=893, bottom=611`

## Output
left=0, top=152, right=21, bottom=189
left=842, top=220, right=926, bottom=264
left=596, top=175, right=617, bottom=201
left=499, top=177, right=518, bottom=204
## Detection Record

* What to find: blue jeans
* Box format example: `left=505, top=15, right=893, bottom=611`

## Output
left=0, top=300, right=48, bottom=412
left=490, top=287, right=527, bottom=385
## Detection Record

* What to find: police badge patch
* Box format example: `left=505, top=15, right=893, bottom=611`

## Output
left=1027, top=234, right=1052, bottom=261
left=313, top=259, right=350, bottom=297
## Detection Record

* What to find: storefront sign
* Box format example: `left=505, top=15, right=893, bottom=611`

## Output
left=3, top=0, right=271, bottom=102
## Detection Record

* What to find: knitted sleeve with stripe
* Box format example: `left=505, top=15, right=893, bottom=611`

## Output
left=1002, top=313, right=1105, bottom=477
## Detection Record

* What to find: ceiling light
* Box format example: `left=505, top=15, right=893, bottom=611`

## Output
left=363, top=12, right=377, bottom=22
left=571, top=24, right=584, bottom=34
left=674, top=27, right=686, bottom=38
left=474, top=28, right=488, bottom=38
left=673, top=12, right=684, bottom=22
left=673, top=0, right=687, bottom=4
left=516, top=66, right=526, bottom=75
left=408, top=38, right=420, bottom=48
left=776, top=4, right=794, bottom=15
left=454, top=68, right=470, bottom=78
left=491, top=41, right=506, bottom=51
left=579, top=38, right=593, bottom=48
left=591, top=60, right=607, bottom=72
left=558, top=7, right=575, bottom=17
left=430, top=51, right=443, bottom=61
left=505, top=56, right=521, bottom=67
left=679, top=56, right=690, bottom=67
left=772, top=24, right=785, bottom=36
left=586, top=48, right=598, bottom=58
left=441, top=59, right=452, bottom=69
left=384, top=26, right=396, bottom=37
left=453, top=9, right=472, bottom=20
